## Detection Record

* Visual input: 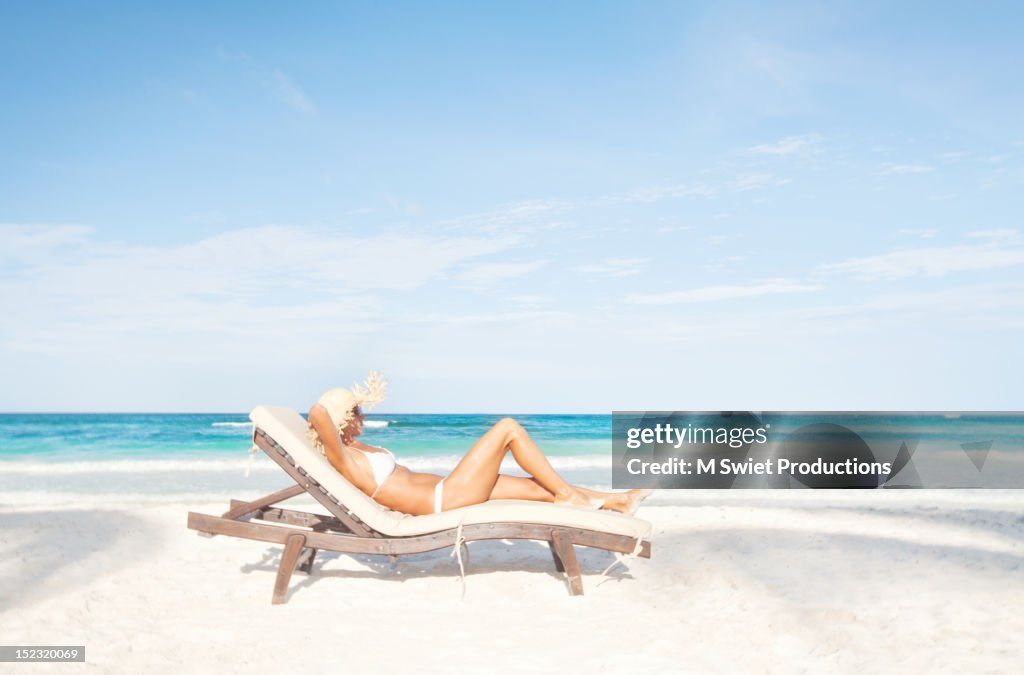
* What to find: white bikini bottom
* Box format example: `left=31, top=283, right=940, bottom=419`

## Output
left=434, top=478, right=445, bottom=513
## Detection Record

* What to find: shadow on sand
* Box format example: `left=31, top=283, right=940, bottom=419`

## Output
left=237, top=538, right=635, bottom=601
left=0, top=509, right=161, bottom=611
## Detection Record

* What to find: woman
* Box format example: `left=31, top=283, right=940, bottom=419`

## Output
left=307, top=372, right=652, bottom=517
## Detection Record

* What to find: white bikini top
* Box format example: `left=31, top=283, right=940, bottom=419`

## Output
left=356, top=446, right=396, bottom=497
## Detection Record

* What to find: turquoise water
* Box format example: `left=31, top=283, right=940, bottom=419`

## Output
left=2, top=413, right=1021, bottom=504
left=0, top=413, right=614, bottom=504
left=0, top=413, right=610, bottom=458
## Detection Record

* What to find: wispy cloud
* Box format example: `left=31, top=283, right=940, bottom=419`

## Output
left=604, top=183, right=715, bottom=204
left=442, top=199, right=571, bottom=234
left=702, top=254, right=747, bottom=271
left=0, top=225, right=521, bottom=361
left=453, top=260, right=547, bottom=287
left=624, top=279, right=822, bottom=305
left=897, top=228, right=939, bottom=239
left=222, top=50, right=319, bottom=115
left=703, top=233, right=736, bottom=246
left=266, top=69, right=317, bottom=114
left=735, top=173, right=791, bottom=190
left=574, top=257, right=648, bottom=278
left=750, top=133, right=822, bottom=156
left=820, top=230, right=1024, bottom=280
left=444, top=183, right=714, bottom=235
left=877, top=163, right=934, bottom=176
left=501, top=294, right=549, bottom=309
left=0, top=224, right=93, bottom=262
left=656, top=224, right=695, bottom=234
left=399, top=309, right=567, bottom=326
left=797, top=282, right=1024, bottom=322
left=966, top=229, right=1020, bottom=243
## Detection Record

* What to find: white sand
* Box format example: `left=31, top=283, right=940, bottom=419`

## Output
left=1, top=492, right=1022, bottom=674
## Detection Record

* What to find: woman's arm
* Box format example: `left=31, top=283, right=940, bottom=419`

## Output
left=308, top=404, right=374, bottom=493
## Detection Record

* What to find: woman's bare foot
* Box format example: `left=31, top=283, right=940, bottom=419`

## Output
left=600, top=489, right=654, bottom=516
left=553, top=487, right=603, bottom=509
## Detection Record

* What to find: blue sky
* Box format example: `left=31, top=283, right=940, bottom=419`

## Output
left=1, top=1, right=1022, bottom=412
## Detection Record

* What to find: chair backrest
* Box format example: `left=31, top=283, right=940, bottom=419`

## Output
left=249, top=405, right=410, bottom=534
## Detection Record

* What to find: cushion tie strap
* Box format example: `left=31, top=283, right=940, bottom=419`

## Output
left=450, top=520, right=468, bottom=599
left=244, top=443, right=259, bottom=478
left=597, top=535, right=645, bottom=585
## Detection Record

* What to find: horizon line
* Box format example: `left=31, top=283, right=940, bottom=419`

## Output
left=0, top=410, right=618, bottom=416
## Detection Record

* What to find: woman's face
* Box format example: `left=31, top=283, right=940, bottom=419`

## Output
left=347, top=406, right=366, bottom=438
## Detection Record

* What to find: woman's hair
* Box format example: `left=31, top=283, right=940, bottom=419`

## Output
left=307, top=371, right=387, bottom=453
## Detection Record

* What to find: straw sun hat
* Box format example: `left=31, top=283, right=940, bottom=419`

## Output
left=307, top=371, right=388, bottom=453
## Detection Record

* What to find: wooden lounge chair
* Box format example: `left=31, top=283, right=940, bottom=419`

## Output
left=187, top=406, right=653, bottom=604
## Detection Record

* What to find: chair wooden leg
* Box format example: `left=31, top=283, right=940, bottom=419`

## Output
left=272, top=533, right=306, bottom=604
left=297, top=547, right=317, bottom=574
left=550, top=530, right=583, bottom=596
left=548, top=541, right=565, bottom=573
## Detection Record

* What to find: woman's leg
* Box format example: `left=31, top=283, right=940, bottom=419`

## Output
left=488, top=475, right=555, bottom=502
left=487, top=475, right=652, bottom=515
left=441, top=418, right=574, bottom=510
left=443, top=418, right=652, bottom=513
left=484, top=419, right=634, bottom=507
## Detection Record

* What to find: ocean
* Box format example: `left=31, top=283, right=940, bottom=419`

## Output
left=2, top=412, right=1022, bottom=506
left=0, top=413, right=614, bottom=506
